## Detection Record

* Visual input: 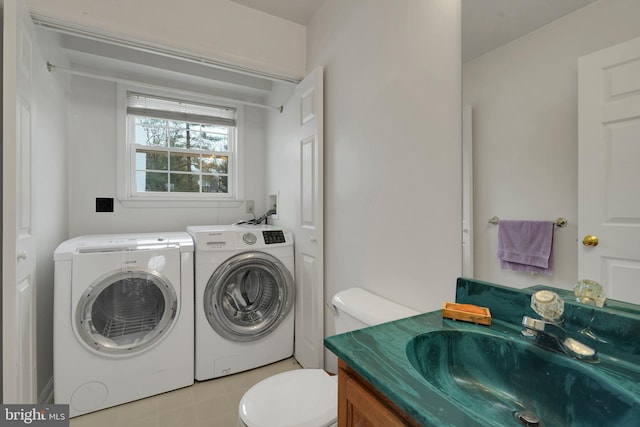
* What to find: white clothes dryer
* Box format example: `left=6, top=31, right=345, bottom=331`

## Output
left=187, top=225, right=295, bottom=381
left=53, top=232, right=194, bottom=417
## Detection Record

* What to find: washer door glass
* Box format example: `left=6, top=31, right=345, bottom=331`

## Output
left=75, top=270, right=178, bottom=355
left=204, top=252, right=294, bottom=342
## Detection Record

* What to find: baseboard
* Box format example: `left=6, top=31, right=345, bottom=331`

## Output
left=38, top=376, right=54, bottom=404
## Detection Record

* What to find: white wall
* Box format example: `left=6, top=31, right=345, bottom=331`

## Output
left=264, top=82, right=297, bottom=229
left=304, top=0, right=462, bottom=370
left=464, top=0, right=640, bottom=290
left=32, top=29, right=69, bottom=401
left=25, top=0, right=306, bottom=80
left=67, top=74, right=267, bottom=236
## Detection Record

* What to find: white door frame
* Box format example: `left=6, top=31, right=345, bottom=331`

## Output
left=462, top=105, right=473, bottom=277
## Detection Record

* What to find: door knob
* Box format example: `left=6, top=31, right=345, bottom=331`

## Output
left=582, top=235, right=599, bottom=247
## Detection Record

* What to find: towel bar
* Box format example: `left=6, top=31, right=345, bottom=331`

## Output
left=488, top=216, right=567, bottom=228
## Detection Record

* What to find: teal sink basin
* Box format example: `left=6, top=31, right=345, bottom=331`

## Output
left=406, top=330, right=640, bottom=426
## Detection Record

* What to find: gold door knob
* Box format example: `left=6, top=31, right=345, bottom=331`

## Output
left=582, top=235, right=599, bottom=247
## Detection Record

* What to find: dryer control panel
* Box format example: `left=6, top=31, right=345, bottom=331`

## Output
left=187, top=225, right=292, bottom=251
left=262, top=230, right=286, bottom=245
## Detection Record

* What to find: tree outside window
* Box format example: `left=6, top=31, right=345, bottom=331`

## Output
left=127, top=93, right=236, bottom=197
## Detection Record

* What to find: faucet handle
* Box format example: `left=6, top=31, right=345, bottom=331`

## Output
left=574, top=279, right=606, bottom=307
left=531, top=290, right=564, bottom=321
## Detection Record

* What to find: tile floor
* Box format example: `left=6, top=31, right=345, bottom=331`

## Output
left=69, top=358, right=302, bottom=427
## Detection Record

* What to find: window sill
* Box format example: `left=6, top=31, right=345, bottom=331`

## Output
left=118, top=198, right=244, bottom=209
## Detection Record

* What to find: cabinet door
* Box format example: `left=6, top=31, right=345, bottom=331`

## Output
left=338, top=361, right=418, bottom=427
left=342, top=375, right=407, bottom=427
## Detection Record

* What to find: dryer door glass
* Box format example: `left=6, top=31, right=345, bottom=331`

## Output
left=204, top=252, right=294, bottom=341
left=75, top=270, right=178, bottom=354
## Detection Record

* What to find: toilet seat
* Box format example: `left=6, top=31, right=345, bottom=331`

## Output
left=239, top=369, right=338, bottom=427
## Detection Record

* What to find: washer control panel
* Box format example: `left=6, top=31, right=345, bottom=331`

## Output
left=263, top=230, right=286, bottom=245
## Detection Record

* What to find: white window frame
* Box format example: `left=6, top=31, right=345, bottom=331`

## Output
left=116, top=84, right=245, bottom=207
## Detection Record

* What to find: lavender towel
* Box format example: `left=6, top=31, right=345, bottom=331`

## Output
left=497, top=220, right=554, bottom=275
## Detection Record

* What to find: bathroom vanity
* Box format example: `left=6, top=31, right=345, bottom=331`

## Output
left=325, top=278, right=640, bottom=426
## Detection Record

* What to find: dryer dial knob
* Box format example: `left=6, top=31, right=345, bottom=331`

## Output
left=242, top=233, right=257, bottom=245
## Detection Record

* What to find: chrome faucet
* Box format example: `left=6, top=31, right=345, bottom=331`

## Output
left=521, top=315, right=597, bottom=361
left=521, top=291, right=597, bottom=362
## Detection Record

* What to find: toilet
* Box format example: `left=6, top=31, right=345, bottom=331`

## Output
left=238, top=287, right=419, bottom=427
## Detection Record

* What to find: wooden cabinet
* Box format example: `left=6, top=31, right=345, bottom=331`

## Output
left=338, top=359, right=421, bottom=427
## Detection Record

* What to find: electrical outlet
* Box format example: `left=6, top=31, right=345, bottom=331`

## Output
left=96, top=197, right=114, bottom=212
left=246, top=200, right=255, bottom=214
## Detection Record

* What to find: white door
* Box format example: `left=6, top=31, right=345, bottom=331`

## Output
left=293, top=67, right=324, bottom=369
left=2, top=0, right=38, bottom=402
left=578, top=36, right=640, bottom=304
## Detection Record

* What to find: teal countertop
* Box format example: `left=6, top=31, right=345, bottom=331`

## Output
left=324, top=296, right=640, bottom=426
left=326, top=311, right=490, bottom=426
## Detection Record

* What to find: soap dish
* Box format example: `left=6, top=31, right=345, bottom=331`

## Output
left=442, top=302, right=491, bottom=326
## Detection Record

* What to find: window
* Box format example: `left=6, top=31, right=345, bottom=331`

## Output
left=122, top=91, right=240, bottom=202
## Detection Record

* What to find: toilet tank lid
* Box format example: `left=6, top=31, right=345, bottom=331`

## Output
left=331, top=287, right=419, bottom=326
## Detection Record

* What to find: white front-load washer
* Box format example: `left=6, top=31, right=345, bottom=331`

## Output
left=187, top=225, right=295, bottom=381
left=53, top=232, right=194, bottom=417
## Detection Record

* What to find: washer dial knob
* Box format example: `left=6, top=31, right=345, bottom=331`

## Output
left=242, top=233, right=257, bottom=245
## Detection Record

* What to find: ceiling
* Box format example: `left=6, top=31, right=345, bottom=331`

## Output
left=462, top=0, right=597, bottom=62
left=229, top=0, right=597, bottom=62
left=229, top=0, right=325, bottom=25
